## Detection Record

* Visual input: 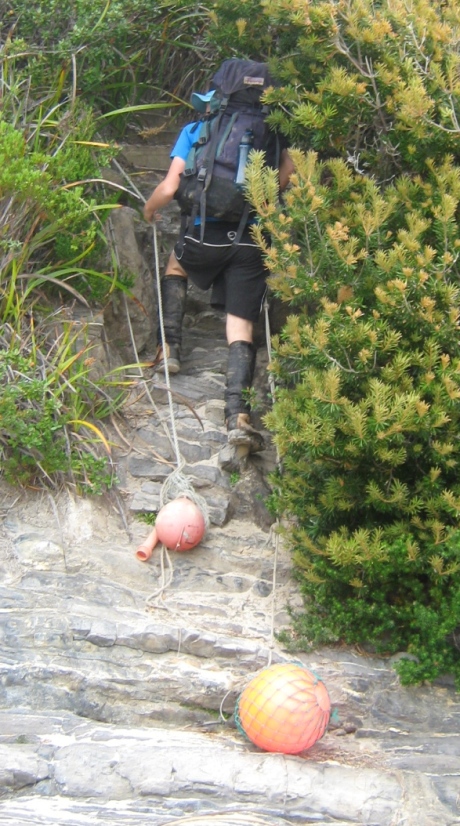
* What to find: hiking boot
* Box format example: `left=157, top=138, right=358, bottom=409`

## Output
left=224, top=341, right=256, bottom=424
left=223, top=340, right=264, bottom=454
left=226, top=413, right=265, bottom=453
left=156, top=275, right=187, bottom=370
left=154, top=343, right=181, bottom=374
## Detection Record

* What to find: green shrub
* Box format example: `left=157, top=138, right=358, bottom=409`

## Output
left=247, top=142, right=460, bottom=685
left=242, top=0, right=460, bottom=688
left=261, top=0, right=460, bottom=178
left=0, top=339, right=116, bottom=494
left=0, top=45, right=135, bottom=491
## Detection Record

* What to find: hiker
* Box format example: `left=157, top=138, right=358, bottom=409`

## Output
left=143, top=58, right=295, bottom=455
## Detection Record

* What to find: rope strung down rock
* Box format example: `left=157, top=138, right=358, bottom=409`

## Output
left=105, top=165, right=211, bottom=602
left=111, top=159, right=280, bottom=656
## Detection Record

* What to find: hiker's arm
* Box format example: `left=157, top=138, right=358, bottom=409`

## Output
left=143, top=156, right=186, bottom=223
left=279, top=149, right=295, bottom=192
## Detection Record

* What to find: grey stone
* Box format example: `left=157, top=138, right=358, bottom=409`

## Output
left=115, top=622, right=179, bottom=653
left=199, top=492, right=231, bottom=526
left=1, top=139, right=460, bottom=826
left=127, top=457, right=173, bottom=479
left=121, top=142, right=173, bottom=171
left=175, top=421, right=206, bottom=440
left=13, top=536, right=66, bottom=571
left=134, top=428, right=212, bottom=463
left=178, top=440, right=212, bottom=463
left=205, top=399, right=226, bottom=425
left=184, top=464, right=230, bottom=490
left=129, top=490, right=161, bottom=512
left=218, top=443, right=246, bottom=474
left=85, top=620, right=118, bottom=647
left=168, top=373, right=226, bottom=404
left=201, top=428, right=228, bottom=449
left=136, top=429, right=176, bottom=458
left=0, top=745, right=50, bottom=793
left=103, top=207, right=156, bottom=358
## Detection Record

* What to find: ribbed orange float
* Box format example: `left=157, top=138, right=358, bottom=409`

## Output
left=236, top=663, right=331, bottom=754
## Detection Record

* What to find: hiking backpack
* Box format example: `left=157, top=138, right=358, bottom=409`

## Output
left=175, top=59, right=279, bottom=243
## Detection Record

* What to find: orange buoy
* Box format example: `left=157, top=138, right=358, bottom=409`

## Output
left=236, top=662, right=331, bottom=754
left=155, top=497, right=205, bottom=551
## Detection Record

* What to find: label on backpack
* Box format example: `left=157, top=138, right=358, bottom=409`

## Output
left=244, top=75, right=265, bottom=86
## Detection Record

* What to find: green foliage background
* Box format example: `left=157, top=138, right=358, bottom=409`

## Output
left=2, top=0, right=215, bottom=110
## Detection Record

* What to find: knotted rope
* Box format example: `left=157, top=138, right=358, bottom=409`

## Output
left=106, top=162, right=210, bottom=605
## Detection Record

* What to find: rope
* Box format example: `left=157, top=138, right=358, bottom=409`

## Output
left=108, top=161, right=208, bottom=508
left=152, top=221, right=183, bottom=470
left=215, top=300, right=285, bottom=727
left=144, top=544, right=174, bottom=606
left=109, top=158, right=279, bottom=680
left=105, top=162, right=210, bottom=607
left=150, top=222, right=209, bottom=523
left=146, top=223, right=210, bottom=607
left=141, top=222, right=211, bottom=609
left=263, top=296, right=282, bottom=667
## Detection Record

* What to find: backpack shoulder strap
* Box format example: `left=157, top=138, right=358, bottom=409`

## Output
left=188, top=99, right=229, bottom=241
left=183, top=119, right=212, bottom=176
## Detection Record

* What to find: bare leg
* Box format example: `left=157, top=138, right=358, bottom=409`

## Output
left=226, top=313, right=253, bottom=345
left=165, top=250, right=188, bottom=278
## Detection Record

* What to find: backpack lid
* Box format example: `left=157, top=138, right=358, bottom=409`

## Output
left=211, top=59, right=274, bottom=97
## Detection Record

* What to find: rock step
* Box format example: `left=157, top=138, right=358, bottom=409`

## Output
left=0, top=710, right=428, bottom=826
left=1, top=503, right=300, bottom=729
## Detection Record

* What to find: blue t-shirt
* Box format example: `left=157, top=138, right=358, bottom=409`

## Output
left=171, top=122, right=200, bottom=161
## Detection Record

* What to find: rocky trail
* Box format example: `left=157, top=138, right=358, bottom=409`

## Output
left=0, top=128, right=459, bottom=826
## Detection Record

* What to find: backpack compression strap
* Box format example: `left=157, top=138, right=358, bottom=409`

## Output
left=197, top=100, right=228, bottom=242
left=183, top=120, right=211, bottom=177
left=181, top=97, right=227, bottom=242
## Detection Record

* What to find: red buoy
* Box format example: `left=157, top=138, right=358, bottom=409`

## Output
left=155, top=497, right=205, bottom=551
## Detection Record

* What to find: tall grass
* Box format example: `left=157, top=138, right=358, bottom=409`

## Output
left=2, top=0, right=215, bottom=116
left=0, top=0, right=223, bottom=492
left=0, top=46, right=140, bottom=492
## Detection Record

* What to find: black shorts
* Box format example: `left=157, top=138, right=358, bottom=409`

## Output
left=174, top=222, right=268, bottom=322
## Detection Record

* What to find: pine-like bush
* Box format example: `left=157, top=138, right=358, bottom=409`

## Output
left=248, top=150, right=460, bottom=685
left=243, top=0, right=460, bottom=686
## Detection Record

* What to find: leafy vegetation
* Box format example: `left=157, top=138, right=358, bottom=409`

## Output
left=0, top=24, right=137, bottom=492
left=0, top=337, right=114, bottom=493
left=2, top=0, right=215, bottom=114
left=0, top=0, right=220, bottom=494
left=244, top=0, right=460, bottom=687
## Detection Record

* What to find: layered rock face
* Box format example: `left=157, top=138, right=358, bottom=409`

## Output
left=0, top=137, right=459, bottom=826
